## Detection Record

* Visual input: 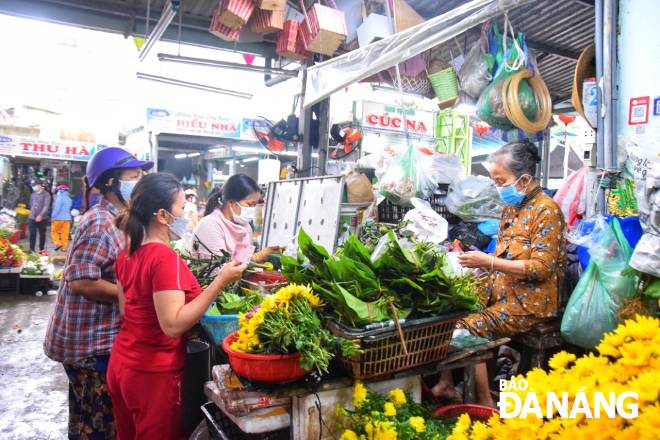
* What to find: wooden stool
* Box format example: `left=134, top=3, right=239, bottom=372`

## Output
left=515, top=319, right=564, bottom=370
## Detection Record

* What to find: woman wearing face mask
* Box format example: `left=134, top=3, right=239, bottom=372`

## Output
left=432, top=140, right=567, bottom=406
left=44, top=147, right=153, bottom=439
left=107, top=173, right=246, bottom=439
left=192, top=173, right=280, bottom=263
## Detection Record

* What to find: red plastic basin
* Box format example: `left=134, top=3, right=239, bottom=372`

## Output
left=222, top=332, right=309, bottom=384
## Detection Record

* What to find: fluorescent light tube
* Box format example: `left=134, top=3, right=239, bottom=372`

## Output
left=242, top=157, right=260, bottom=163
left=187, top=152, right=201, bottom=158
left=232, top=146, right=266, bottom=153
left=174, top=153, right=187, bottom=159
left=158, top=53, right=298, bottom=77
left=139, top=1, right=180, bottom=62
left=136, top=72, right=252, bottom=99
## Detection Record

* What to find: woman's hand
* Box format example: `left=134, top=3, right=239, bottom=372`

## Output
left=217, top=260, right=247, bottom=285
left=457, top=251, right=491, bottom=270
left=252, top=246, right=282, bottom=263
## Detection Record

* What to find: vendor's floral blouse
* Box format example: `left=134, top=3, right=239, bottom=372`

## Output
left=486, top=187, right=567, bottom=317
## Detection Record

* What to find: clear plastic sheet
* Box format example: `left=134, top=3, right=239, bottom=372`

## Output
left=303, top=0, right=537, bottom=107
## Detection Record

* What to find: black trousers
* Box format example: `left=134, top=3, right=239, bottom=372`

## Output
left=29, top=219, right=47, bottom=251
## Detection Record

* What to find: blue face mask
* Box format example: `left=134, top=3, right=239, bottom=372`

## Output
left=497, top=175, right=530, bottom=206
left=119, top=180, right=138, bottom=202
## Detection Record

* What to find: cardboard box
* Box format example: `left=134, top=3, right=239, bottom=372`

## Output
left=357, top=13, right=392, bottom=47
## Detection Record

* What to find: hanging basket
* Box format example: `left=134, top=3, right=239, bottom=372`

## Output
left=391, top=73, right=432, bottom=97
left=429, top=67, right=459, bottom=103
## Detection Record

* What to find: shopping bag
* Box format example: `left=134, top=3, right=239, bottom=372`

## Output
left=298, top=0, right=347, bottom=56
left=250, top=8, right=285, bottom=34
left=445, top=175, right=503, bottom=223
left=402, top=198, right=448, bottom=244
left=215, top=0, right=254, bottom=30
left=553, top=166, right=588, bottom=230
left=209, top=4, right=242, bottom=41
left=276, top=20, right=311, bottom=60
left=378, top=145, right=435, bottom=206
left=561, top=218, right=638, bottom=349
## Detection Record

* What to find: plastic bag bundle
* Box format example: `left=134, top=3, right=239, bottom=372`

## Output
left=379, top=145, right=436, bottom=206
left=476, top=23, right=536, bottom=130
left=401, top=198, right=448, bottom=244
left=629, top=160, right=660, bottom=278
left=458, top=40, right=493, bottom=99
left=445, top=175, right=503, bottom=223
left=561, top=218, right=638, bottom=349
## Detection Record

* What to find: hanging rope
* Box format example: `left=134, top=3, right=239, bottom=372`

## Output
left=502, top=11, right=527, bottom=72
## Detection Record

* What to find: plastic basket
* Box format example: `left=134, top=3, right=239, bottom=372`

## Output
left=0, top=273, right=20, bottom=294
left=20, top=276, right=52, bottom=295
left=429, top=67, right=459, bottom=102
left=200, top=313, right=239, bottom=346
left=377, top=184, right=461, bottom=225
left=201, top=402, right=289, bottom=440
left=434, top=404, right=499, bottom=421
left=326, top=310, right=468, bottom=380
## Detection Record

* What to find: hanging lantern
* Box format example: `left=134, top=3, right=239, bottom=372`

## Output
left=558, top=115, right=576, bottom=126
left=475, top=122, right=489, bottom=136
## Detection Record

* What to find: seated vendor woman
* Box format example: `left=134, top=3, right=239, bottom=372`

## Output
left=433, top=140, right=567, bottom=406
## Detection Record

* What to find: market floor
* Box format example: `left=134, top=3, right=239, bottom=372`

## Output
left=0, top=293, right=68, bottom=439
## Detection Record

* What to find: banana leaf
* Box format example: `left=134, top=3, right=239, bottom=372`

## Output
left=298, top=228, right=329, bottom=266
left=342, top=235, right=375, bottom=272
left=334, top=283, right=391, bottom=325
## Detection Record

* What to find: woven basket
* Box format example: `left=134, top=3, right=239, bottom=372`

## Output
left=326, top=311, right=468, bottom=380
left=571, top=44, right=596, bottom=128
left=391, top=73, right=432, bottom=98
left=434, top=404, right=499, bottom=421
left=429, top=67, right=459, bottom=102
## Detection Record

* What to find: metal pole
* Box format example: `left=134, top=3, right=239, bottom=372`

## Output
left=602, top=0, right=614, bottom=171
left=316, top=98, right=331, bottom=176
left=298, top=66, right=312, bottom=177
left=595, top=0, right=606, bottom=212
left=384, top=0, right=411, bottom=146
left=607, top=0, right=617, bottom=167
left=541, top=128, right=551, bottom=188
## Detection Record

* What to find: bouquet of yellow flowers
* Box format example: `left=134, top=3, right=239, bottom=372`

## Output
left=449, top=314, right=660, bottom=440
left=230, top=284, right=359, bottom=374
left=337, top=382, right=456, bottom=440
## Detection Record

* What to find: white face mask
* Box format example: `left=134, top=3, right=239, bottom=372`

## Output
left=232, top=203, right=256, bottom=226
left=161, top=210, right=189, bottom=240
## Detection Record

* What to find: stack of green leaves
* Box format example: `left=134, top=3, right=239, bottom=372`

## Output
left=281, top=229, right=480, bottom=327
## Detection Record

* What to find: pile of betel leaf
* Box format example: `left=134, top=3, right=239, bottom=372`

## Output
left=281, top=229, right=481, bottom=327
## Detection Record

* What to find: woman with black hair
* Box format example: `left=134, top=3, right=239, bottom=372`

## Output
left=44, top=147, right=153, bottom=439
left=193, top=173, right=280, bottom=262
left=107, top=173, right=245, bottom=439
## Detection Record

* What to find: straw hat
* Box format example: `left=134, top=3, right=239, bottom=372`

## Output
left=571, top=43, right=596, bottom=128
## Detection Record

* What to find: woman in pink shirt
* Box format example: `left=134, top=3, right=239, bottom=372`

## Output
left=192, top=174, right=279, bottom=263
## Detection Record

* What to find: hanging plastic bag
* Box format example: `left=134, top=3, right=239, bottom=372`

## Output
left=379, top=144, right=435, bottom=206
left=458, top=37, right=493, bottom=99
left=426, top=153, right=465, bottom=184
left=477, top=21, right=536, bottom=130
left=561, top=218, right=638, bottom=349
left=630, top=160, right=660, bottom=277
left=401, top=198, right=448, bottom=244
left=445, top=175, right=503, bottom=223
left=553, top=166, right=588, bottom=230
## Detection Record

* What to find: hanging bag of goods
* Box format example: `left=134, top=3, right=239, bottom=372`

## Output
left=299, top=0, right=347, bottom=56
left=250, top=8, right=285, bottom=34
left=209, top=3, right=242, bottom=41
left=257, top=0, right=286, bottom=11
left=276, top=20, right=311, bottom=60
left=214, top=0, right=255, bottom=30
left=476, top=18, right=548, bottom=131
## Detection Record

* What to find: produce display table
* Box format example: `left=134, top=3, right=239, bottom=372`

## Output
left=202, top=337, right=509, bottom=438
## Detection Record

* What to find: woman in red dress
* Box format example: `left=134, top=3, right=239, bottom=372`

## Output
left=107, top=173, right=246, bottom=440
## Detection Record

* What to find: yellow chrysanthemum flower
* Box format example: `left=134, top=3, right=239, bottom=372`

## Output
left=388, top=388, right=406, bottom=406
left=408, top=416, right=425, bottom=433
left=383, top=402, right=396, bottom=417
left=548, top=351, right=577, bottom=370
left=339, top=430, right=359, bottom=440
left=353, top=381, right=368, bottom=408
left=470, top=421, right=489, bottom=440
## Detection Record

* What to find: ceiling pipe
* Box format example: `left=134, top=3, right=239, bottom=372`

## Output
left=157, top=53, right=298, bottom=76
left=139, top=0, right=179, bottom=62
left=136, top=72, right=253, bottom=99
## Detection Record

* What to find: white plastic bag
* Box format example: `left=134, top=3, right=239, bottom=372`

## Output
left=401, top=198, right=448, bottom=244
left=427, top=153, right=465, bottom=184
left=446, top=176, right=503, bottom=222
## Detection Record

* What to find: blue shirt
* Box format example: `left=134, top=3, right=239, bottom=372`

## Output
left=52, top=191, right=73, bottom=221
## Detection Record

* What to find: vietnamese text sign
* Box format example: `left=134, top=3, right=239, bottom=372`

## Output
left=147, top=108, right=242, bottom=139
left=361, top=101, right=435, bottom=137
left=0, top=134, right=103, bottom=161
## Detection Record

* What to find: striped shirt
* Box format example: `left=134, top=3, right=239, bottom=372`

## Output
left=44, top=198, right=124, bottom=365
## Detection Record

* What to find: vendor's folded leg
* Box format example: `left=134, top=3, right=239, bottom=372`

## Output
left=434, top=303, right=545, bottom=406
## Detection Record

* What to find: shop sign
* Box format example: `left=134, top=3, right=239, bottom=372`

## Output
left=240, top=118, right=259, bottom=141
left=0, top=135, right=102, bottom=161
left=628, top=96, right=650, bottom=125
left=362, top=101, right=435, bottom=136
left=146, top=108, right=242, bottom=139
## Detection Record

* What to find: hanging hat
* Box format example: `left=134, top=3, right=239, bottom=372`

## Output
left=571, top=44, right=596, bottom=128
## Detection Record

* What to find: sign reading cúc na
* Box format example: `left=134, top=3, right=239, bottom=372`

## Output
left=362, top=101, right=436, bottom=136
